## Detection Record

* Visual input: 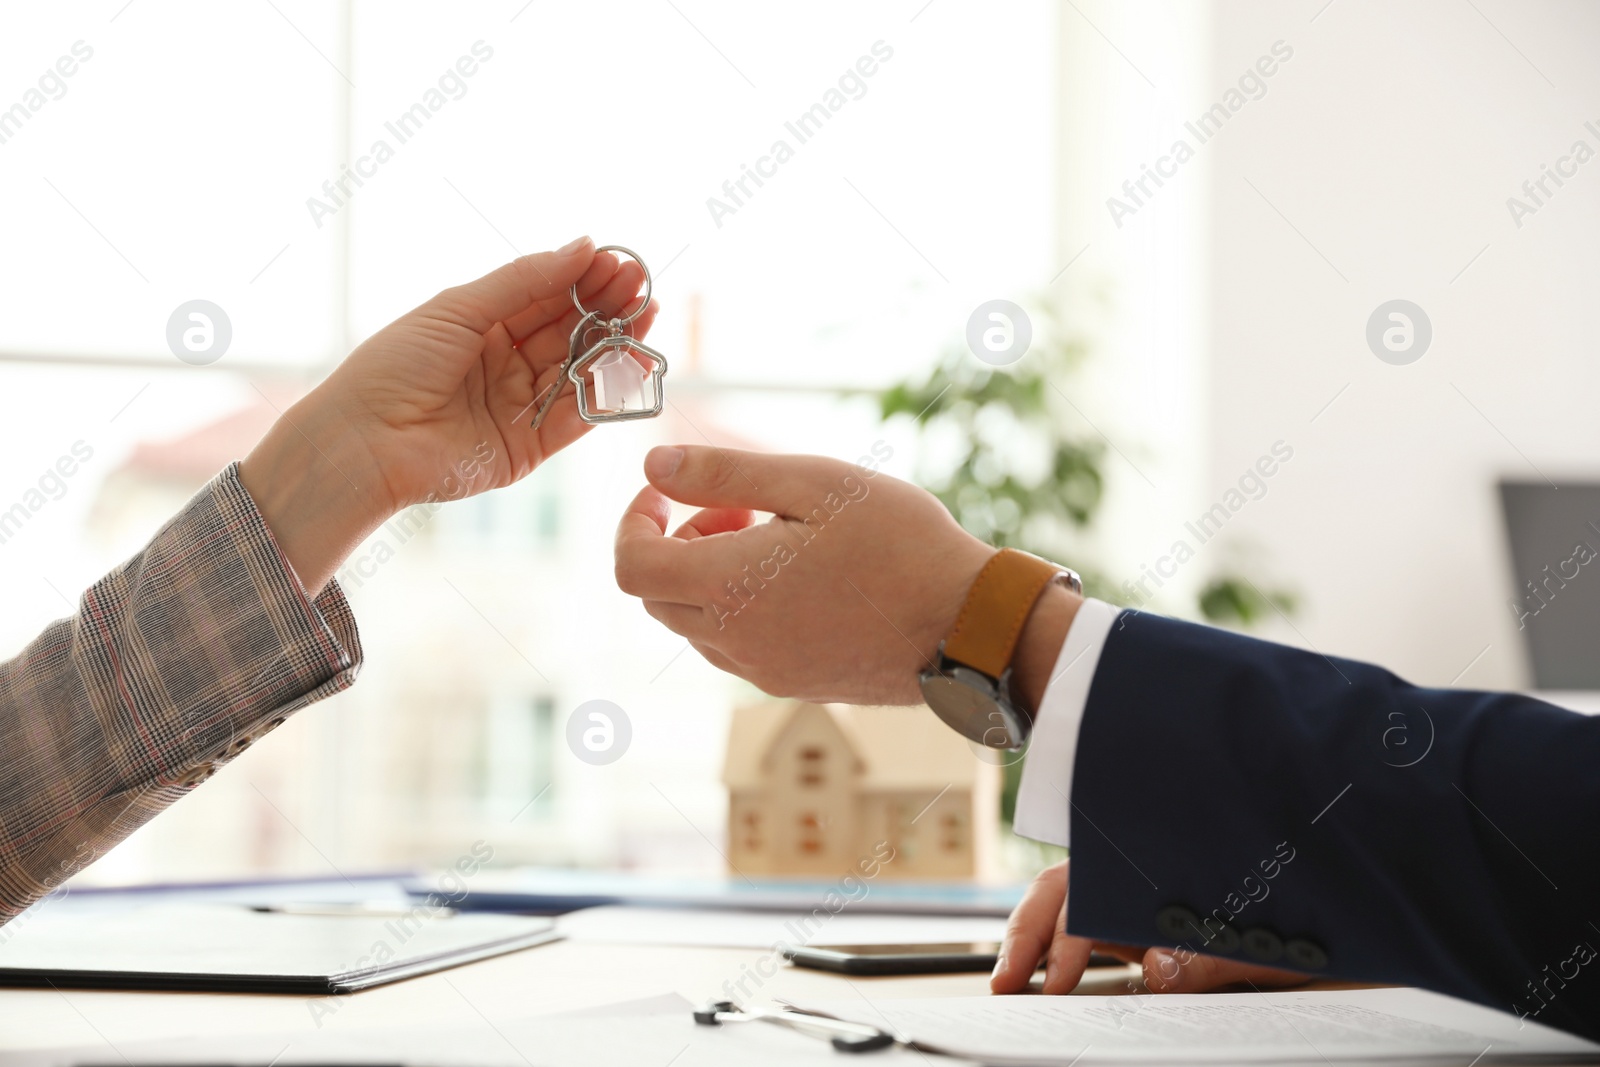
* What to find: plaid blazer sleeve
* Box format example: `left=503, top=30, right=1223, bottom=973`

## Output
left=0, top=462, right=363, bottom=922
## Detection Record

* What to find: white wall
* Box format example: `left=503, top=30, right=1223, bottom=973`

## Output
left=1203, top=0, right=1600, bottom=688
left=1051, top=0, right=1215, bottom=613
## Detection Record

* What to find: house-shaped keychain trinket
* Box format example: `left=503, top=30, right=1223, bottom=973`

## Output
left=568, top=331, right=668, bottom=424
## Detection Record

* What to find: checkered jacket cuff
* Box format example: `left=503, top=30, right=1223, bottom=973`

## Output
left=0, top=462, right=363, bottom=921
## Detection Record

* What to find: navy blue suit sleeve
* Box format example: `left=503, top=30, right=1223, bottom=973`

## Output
left=1064, top=610, right=1600, bottom=1040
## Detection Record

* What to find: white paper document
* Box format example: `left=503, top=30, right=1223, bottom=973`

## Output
left=557, top=903, right=1007, bottom=947
left=1, top=993, right=931, bottom=1067
left=794, top=987, right=1600, bottom=1065
left=10, top=987, right=1598, bottom=1067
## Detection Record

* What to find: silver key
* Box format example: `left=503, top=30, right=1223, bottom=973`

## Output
left=529, top=309, right=602, bottom=433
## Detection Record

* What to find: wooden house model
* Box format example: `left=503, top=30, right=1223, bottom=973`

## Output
left=722, top=700, right=1000, bottom=880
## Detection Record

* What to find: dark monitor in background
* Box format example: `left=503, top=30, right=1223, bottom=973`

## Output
left=1498, top=481, right=1600, bottom=690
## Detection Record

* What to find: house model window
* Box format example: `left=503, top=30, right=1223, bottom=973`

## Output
left=799, top=812, right=823, bottom=854
left=799, top=746, right=825, bottom=787
left=722, top=700, right=1000, bottom=879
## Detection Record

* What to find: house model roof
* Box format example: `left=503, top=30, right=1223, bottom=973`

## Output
left=722, top=699, right=981, bottom=791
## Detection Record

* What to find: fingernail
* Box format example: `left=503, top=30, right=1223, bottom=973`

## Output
left=646, top=446, right=684, bottom=480
left=557, top=235, right=591, bottom=256
left=990, top=954, right=1007, bottom=979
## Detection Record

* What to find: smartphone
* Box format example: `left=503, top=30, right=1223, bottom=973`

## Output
left=781, top=941, right=1126, bottom=976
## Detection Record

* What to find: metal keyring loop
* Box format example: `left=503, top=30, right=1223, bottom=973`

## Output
left=570, top=244, right=652, bottom=328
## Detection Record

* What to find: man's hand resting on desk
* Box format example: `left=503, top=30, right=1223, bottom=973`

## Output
left=991, top=861, right=1312, bottom=995
left=240, top=238, right=658, bottom=595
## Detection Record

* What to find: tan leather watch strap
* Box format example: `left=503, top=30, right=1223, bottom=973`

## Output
left=942, top=548, right=1069, bottom=679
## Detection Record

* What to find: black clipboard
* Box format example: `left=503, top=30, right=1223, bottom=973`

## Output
left=0, top=901, right=559, bottom=994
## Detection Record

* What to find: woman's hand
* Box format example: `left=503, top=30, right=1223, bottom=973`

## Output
left=991, top=861, right=1313, bottom=995
left=241, top=238, right=659, bottom=594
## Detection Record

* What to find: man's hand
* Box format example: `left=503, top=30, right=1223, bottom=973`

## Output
left=613, top=446, right=998, bottom=705
left=241, top=238, right=658, bottom=594
left=992, top=861, right=1313, bottom=995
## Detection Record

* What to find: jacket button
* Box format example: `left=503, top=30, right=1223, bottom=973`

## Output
left=1204, top=921, right=1241, bottom=955
left=1155, top=905, right=1201, bottom=943
left=1242, top=926, right=1284, bottom=963
left=1285, top=938, right=1329, bottom=970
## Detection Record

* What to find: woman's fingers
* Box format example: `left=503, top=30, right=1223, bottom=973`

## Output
left=1143, top=947, right=1312, bottom=993
left=582, top=259, right=649, bottom=323
left=439, top=240, right=597, bottom=335
left=504, top=250, right=620, bottom=345
left=525, top=258, right=649, bottom=353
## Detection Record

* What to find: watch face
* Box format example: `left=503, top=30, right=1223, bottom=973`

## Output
left=920, top=667, right=1027, bottom=750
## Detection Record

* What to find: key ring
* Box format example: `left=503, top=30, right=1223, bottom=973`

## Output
left=529, top=243, right=668, bottom=430
left=570, top=244, right=652, bottom=328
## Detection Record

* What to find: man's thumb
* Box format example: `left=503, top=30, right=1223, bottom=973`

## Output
left=643, top=445, right=837, bottom=515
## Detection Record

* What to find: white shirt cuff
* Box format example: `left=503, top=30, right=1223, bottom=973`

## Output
left=1012, top=597, right=1121, bottom=847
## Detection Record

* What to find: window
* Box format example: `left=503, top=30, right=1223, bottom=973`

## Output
left=530, top=696, right=555, bottom=813
left=483, top=692, right=555, bottom=821
left=798, top=745, right=825, bottom=787
left=798, top=812, right=823, bottom=854
left=0, top=0, right=1056, bottom=883
left=941, top=813, right=963, bottom=853
left=535, top=487, right=560, bottom=546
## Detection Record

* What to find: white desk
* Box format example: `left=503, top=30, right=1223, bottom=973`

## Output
left=0, top=938, right=1147, bottom=1054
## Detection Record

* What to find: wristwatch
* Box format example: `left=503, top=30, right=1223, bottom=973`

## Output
left=919, top=548, right=1081, bottom=751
